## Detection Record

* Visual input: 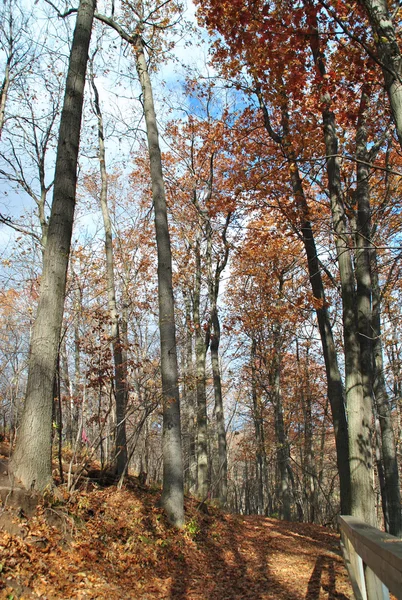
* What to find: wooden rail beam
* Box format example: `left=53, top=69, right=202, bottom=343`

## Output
left=339, top=515, right=402, bottom=600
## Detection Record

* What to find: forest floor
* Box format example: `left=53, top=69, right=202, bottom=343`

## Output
left=0, top=442, right=353, bottom=600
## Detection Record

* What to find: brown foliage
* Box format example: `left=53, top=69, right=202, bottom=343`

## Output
left=0, top=446, right=352, bottom=599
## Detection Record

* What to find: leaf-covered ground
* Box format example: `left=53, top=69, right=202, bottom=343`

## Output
left=0, top=453, right=352, bottom=599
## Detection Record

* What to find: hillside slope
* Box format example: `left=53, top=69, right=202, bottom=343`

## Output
left=1, top=485, right=352, bottom=599
left=0, top=442, right=352, bottom=599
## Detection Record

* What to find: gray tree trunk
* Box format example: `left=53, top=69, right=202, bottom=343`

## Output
left=193, top=233, right=209, bottom=500
left=72, top=274, right=81, bottom=444
left=271, top=281, right=291, bottom=521
left=323, top=103, right=376, bottom=525
left=60, top=338, right=73, bottom=446
left=11, top=0, right=95, bottom=491
left=206, top=217, right=229, bottom=507
left=183, top=291, right=197, bottom=494
left=251, top=338, right=268, bottom=515
left=209, top=309, right=227, bottom=505
left=89, top=62, right=128, bottom=478
left=308, top=15, right=376, bottom=524
left=355, top=87, right=401, bottom=536
left=134, top=38, right=184, bottom=526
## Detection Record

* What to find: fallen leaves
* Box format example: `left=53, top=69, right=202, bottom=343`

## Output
left=0, top=480, right=353, bottom=599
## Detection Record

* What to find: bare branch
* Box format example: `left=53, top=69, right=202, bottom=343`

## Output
left=0, top=213, right=42, bottom=244
left=43, top=0, right=78, bottom=18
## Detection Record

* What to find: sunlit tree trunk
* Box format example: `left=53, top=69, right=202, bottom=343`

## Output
left=297, top=340, right=316, bottom=523
left=323, top=104, right=376, bottom=526
left=193, top=233, right=209, bottom=500
left=60, top=337, right=73, bottom=446
left=251, top=338, right=268, bottom=515
left=308, top=16, right=376, bottom=525
left=134, top=37, right=184, bottom=526
left=72, top=273, right=81, bottom=444
left=183, top=291, right=197, bottom=494
left=11, top=0, right=95, bottom=491
left=270, top=281, right=291, bottom=522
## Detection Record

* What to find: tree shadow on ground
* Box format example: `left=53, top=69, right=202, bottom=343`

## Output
left=168, top=511, right=352, bottom=600
left=306, top=554, right=350, bottom=600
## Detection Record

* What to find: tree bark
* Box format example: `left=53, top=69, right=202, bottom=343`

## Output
left=206, top=216, right=229, bottom=507
left=134, top=37, right=184, bottom=526
left=11, top=0, right=95, bottom=491
left=183, top=291, right=197, bottom=493
left=210, top=308, right=227, bottom=505
left=193, top=232, right=209, bottom=500
left=323, top=91, right=376, bottom=527
left=251, top=338, right=267, bottom=515
left=308, top=13, right=376, bottom=524
left=270, top=279, right=291, bottom=521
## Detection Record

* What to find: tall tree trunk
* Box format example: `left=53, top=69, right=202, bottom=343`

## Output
left=193, top=234, right=209, bottom=500
left=134, top=38, right=184, bottom=526
left=271, top=307, right=291, bottom=521
left=251, top=338, right=267, bottom=515
left=308, top=15, right=376, bottom=524
left=210, top=308, right=227, bottom=505
left=89, top=61, right=128, bottom=478
left=72, top=274, right=81, bottom=444
left=183, top=291, right=197, bottom=494
left=60, top=337, right=73, bottom=446
left=297, top=340, right=315, bottom=523
left=266, top=273, right=292, bottom=521
left=206, top=217, right=229, bottom=507
left=355, top=88, right=401, bottom=534
left=323, top=93, right=376, bottom=527
left=11, top=0, right=95, bottom=491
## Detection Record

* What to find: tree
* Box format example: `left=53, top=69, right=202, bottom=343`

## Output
left=88, top=54, right=128, bottom=478
left=196, top=0, right=352, bottom=515
left=0, top=0, right=36, bottom=138
left=95, top=0, right=185, bottom=526
left=11, top=0, right=96, bottom=491
left=0, top=63, right=63, bottom=250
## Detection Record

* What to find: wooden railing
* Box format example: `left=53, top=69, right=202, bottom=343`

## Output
left=339, top=515, right=402, bottom=600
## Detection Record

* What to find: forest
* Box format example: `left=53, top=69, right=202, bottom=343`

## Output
left=0, top=0, right=401, bottom=547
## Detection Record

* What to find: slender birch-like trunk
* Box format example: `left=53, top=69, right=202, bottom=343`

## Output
left=89, top=62, right=128, bottom=477
left=193, top=233, right=209, bottom=500
left=205, top=218, right=229, bottom=507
